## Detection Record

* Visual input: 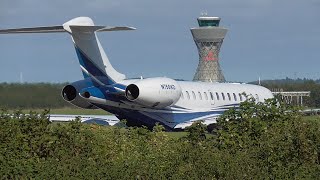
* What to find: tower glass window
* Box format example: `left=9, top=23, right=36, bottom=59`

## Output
left=198, top=19, right=220, bottom=27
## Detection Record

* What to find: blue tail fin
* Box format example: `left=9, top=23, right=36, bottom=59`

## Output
left=0, top=16, right=135, bottom=85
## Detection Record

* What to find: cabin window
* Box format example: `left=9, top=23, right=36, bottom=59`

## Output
left=204, top=92, right=208, bottom=100
left=181, top=92, right=184, bottom=99
left=239, top=93, right=243, bottom=101
left=221, top=93, right=225, bottom=100
left=227, top=93, right=231, bottom=101
left=186, top=91, right=190, bottom=100
left=216, top=92, right=220, bottom=100
left=233, top=93, right=237, bottom=101
left=192, top=91, right=196, bottom=100
left=198, top=92, right=202, bottom=100
left=210, top=92, right=214, bottom=100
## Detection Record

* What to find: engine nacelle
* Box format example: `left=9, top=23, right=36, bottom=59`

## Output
left=61, top=80, right=98, bottom=109
left=125, top=77, right=182, bottom=108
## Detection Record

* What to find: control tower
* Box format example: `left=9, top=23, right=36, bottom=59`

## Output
left=191, top=16, right=228, bottom=82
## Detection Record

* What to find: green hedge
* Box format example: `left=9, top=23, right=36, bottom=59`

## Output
left=0, top=99, right=319, bottom=179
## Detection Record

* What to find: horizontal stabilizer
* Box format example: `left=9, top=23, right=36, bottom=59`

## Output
left=0, top=26, right=65, bottom=34
left=0, top=25, right=135, bottom=34
left=98, top=26, right=136, bottom=31
left=68, top=25, right=136, bottom=32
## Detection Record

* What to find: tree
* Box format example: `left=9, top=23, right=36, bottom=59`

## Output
left=185, top=120, right=207, bottom=143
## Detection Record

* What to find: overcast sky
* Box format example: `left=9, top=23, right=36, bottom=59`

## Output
left=0, top=0, right=319, bottom=83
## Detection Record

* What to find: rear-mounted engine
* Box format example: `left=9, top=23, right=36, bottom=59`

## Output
left=61, top=80, right=98, bottom=109
left=125, top=77, right=182, bottom=108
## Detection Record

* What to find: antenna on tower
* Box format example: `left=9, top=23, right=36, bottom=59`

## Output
left=20, top=72, right=24, bottom=84
left=200, top=11, right=208, bottom=16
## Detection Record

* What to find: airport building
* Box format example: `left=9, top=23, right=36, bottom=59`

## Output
left=191, top=16, right=227, bottom=82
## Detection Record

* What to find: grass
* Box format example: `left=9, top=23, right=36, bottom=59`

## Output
left=302, top=115, right=320, bottom=123
left=166, top=132, right=188, bottom=139
left=49, top=107, right=109, bottom=115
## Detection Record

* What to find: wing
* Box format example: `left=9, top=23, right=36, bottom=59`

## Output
left=49, top=114, right=120, bottom=126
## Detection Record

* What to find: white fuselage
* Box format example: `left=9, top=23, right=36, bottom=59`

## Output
left=95, top=78, right=274, bottom=129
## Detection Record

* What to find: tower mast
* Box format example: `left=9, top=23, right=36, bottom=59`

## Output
left=191, top=16, right=228, bottom=82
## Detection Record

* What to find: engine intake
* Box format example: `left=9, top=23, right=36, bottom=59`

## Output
left=61, top=80, right=97, bottom=109
left=62, top=85, right=77, bottom=101
left=126, top=84, right=139, bottom=101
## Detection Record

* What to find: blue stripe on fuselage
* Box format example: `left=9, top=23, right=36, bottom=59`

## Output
left=147, top=110, right=225, bottom=124
left=91, top=101, right=227, bottom=130
left=93, top=103, right=173, bottom=130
